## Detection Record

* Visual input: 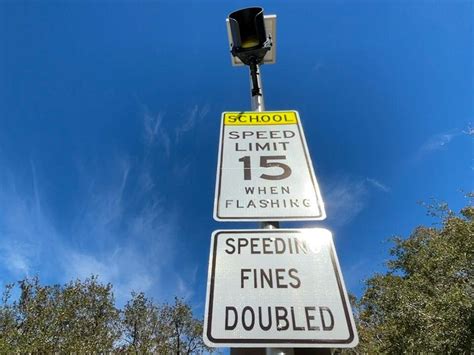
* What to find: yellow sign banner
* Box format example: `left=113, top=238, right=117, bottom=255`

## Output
left=223, top=111, right=298, bottom=125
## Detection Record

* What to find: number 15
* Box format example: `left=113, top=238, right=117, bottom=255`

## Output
left=238, top=155, right=292, bottom=181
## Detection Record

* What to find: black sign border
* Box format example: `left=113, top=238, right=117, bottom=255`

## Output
left=205, top=229, right=356, bottom=346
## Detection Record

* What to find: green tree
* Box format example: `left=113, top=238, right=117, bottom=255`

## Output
left=0, top=283, right=20, bottom=352
left=120, top=294, right=212, bottom=354
left=354, top=201, right=473, bottom=353
left=159, top=297, right=211, bottom=354
left=0, top=276, right=212, bottom=353
left=55, top=276, right=121, bottom=351
left=121, top=291, right=161, bottom=352
left=0, top=275, right=120, bottom=352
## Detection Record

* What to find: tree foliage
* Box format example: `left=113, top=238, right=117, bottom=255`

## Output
left=0, top=276, right=120, bottom=352
left=162, top=297, right=208, bottom=354
left=0, top=276, right=212, bottom=353
left=120, top=294, right=210, bottom=354
left=352, top=202, right=473, bottom=353
left=121, top=291, right=161, bottom=352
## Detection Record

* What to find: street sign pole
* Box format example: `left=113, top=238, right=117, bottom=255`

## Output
left=230, top=62, right=289, bottom=355
left=251, top=63, right=285, bottom=355
left=249, top=62, right=265, bottom=113
left=214, top=7, right=354, bottom=353
left=230, top=58, right=332, bottom=355
left=249, top=63, right=280, bottom=230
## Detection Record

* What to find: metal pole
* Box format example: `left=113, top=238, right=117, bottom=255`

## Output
left=252, top=62, right=287, bottom=355
left=249, top=61, right=280, bottom=230
left=231, top=62, right=332, bottom=355
left=249, top=61, right=265, bottom=113
left=230, top=63, right=286, bottom=355
left=266, top=349, right=295, bottom=355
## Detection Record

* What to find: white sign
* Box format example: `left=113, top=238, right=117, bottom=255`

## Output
left=204, top=228, right=358, bottom=348
left=214, top=111, right=326, bottom=221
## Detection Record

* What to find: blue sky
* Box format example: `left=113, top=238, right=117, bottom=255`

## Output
left=0, top=0, right=472, bottom=324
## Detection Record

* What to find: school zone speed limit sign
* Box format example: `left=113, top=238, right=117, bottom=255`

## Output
left=213, top=111, right=326, bottom=221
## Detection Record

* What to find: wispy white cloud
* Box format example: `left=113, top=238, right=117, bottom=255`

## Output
left=342, top=258, right=370, bottom=293
left=141, top=103, right=210, bottom=173
left=420, top=132, right=457, bottom=151
left=415, top=129, right=462, bottom=160
left=143, top=109, right=171, bottom=157
left=0, top=100, right=211, bottom=305
left=76, top=160, right=131, bottom=244
left=366, top=177, right=390, bottom=193
left=324, top=175, right=390, bottom=226
left=462, top=123, right=473, bottom=136
left=141, top=103, right=209, bottom=184
left=63, top=248, right=153, bottom=306
left=324, top=177, right=368, bottom=226
left=176, top=276, right=192, bottom=301
left=311, top=61, right=323, bottom=74
left=175, top=104, right=210, bottom=143
left=172, top=160, right=191, bottom=179
left=0, top=164, right=57, bottom=278
left=144, top=111, right=164, bottom=145
left=0, top=154, right=182, bottom=305
left=30, top=159, right=42, bottom=221
left=175, top=265, right=199, bottom=301
left=66, top=156, right=178, bottom=303
left=0, top=243, right=33, bottom=277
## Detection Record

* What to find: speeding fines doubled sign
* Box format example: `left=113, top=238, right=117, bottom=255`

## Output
left=203, top=229, right=358, bottom=348
left=214, top=111, right=326, bottom=221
